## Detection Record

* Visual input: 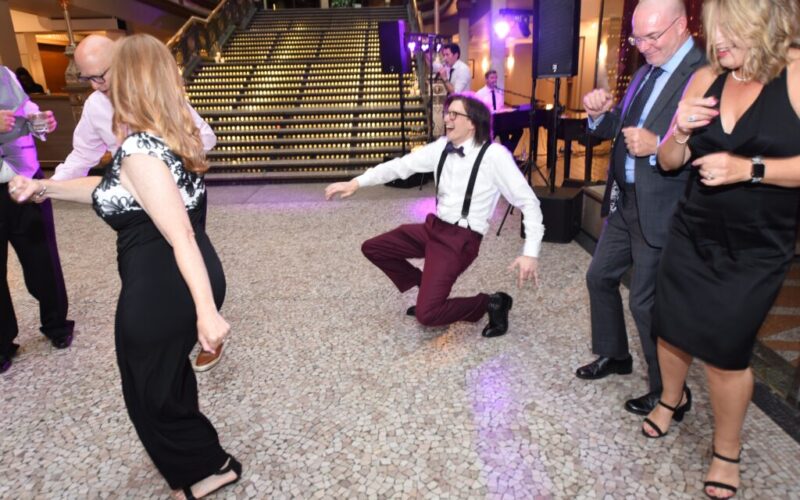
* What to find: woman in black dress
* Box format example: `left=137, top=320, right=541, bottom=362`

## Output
left=643, top=0, right=800, bottom=497
left=9, top=34, right=240, bottom=499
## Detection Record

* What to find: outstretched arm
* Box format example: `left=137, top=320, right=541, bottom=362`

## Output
left=119, top=153, right=229, bottom=354
left=9, top=175, right=100, bottom=204
left=325, top=179, right=359, bottom=200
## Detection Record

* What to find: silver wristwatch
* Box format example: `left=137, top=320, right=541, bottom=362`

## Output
left=751, top=156, right=765, bottom=184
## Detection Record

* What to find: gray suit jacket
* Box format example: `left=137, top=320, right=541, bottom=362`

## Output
left=593, top=42, right=706, bottom=248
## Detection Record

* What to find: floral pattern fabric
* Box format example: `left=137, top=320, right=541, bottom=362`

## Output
left=92, top=132, right=204, bottom=218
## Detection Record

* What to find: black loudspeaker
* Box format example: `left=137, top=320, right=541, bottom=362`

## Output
left=533, top=186, right=583, bottom=243
left=534, top=0, right=581, bottom=78
left=378, top=20, right=411, bottom=74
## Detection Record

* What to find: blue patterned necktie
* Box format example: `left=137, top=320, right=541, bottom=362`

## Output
left=622, top=66, right=664, bottom=128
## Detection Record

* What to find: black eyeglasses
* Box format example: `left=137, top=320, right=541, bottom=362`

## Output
left=627, top=17, right=680, bottom=47
left=78, top=67, right=110, bottom=84
left=444, top=110, right=469, bottom=120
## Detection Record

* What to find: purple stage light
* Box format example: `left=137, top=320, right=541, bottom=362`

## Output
left=421, top=42, right=429, bottom=52
left=407, top=41, right=416, bottom=52
left=494, top=20, right=511, bottom=39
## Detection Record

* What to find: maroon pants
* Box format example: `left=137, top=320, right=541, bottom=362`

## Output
left=361, top=214, right=490, bottom=327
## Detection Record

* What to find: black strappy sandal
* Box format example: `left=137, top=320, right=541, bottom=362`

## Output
left=704, top=448, right=741, bottom=499
left=641, top=385, right=692, bottom=438
left=182, top=455, right=242, bottom=499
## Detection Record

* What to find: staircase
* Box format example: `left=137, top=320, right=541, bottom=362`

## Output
left=185, top=6, right=428, bottom=181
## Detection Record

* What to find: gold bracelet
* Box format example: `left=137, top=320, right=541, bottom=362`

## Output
left=672, top=124, right=691, bottom=145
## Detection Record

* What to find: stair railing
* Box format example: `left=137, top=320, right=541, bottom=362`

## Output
left=166, top=0, right=258, bottom=79
left=407, top=0, right=433, bottom=141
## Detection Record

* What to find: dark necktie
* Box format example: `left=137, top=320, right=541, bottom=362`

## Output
left=448, top=67, right=453, bottom=82
left=444, top=142, right=465, bottom=157
left=622, top=66, right=664, bottom=128
left=491, top=90, right=496, bottom=111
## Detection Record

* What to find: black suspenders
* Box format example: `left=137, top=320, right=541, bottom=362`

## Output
left=434, top=142, right=491, bottom=227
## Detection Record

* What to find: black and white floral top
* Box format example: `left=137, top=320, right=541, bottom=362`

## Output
left=92, top=132, right=205, bottom=219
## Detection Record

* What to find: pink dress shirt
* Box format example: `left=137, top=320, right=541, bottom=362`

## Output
left=52, top=91, right=216, bottom=180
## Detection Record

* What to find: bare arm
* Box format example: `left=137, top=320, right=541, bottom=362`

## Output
left=119, top=154, right=229, bottom=353
left=9, top=175, right=101, bottom=204
left=658, top=66, right=718, bottom=171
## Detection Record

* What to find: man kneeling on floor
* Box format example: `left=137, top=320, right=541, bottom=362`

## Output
left=325, top=94, right=544, bottom=336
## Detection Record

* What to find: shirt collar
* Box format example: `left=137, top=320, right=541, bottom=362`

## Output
left=658, top=37, right=695, bottom=75
left=453, top=137, right=477, bottom=154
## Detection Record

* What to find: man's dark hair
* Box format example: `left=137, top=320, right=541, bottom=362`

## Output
left=444, top=93, right=492, bottom=145
left=484, top=69, right=497, bottom=79
left=443, top=43, right=461, bottom=57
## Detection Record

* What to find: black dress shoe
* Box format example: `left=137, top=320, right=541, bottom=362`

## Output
left=0, top=343, right=20, bottom=374
left=625, top=390, right=661, bottom=415
left=575, top=355, right=633, bottom=380
left=51, top=333, right=73, bottom=349
left=406, top=306, right=416, bottom=316
left=482, top=292, right=513, bottom=338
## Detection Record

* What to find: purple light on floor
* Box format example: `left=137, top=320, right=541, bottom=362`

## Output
left=406, top=196, right=436, bottom=220
left=494, top=20, right=511, bottom=39
left=468, top=356, right=541, bottom=493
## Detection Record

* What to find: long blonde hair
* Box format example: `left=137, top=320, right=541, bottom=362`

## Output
left=703, top=0, right=799, bottom=84
left=110, top=34, right=207, bottom=173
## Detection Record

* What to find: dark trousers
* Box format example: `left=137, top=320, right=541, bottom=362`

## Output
left=0, top=177, right=74, bottom=357
left=361, top=213, right=490, bottom=327
left=586, top=185, right=662, bottom=392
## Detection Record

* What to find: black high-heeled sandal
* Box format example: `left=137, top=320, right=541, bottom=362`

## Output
left=641, top=385, right=692, bottom=439
left=704, top=448, right=741, bottom=499
left=182, top=455, right=242, bottom=500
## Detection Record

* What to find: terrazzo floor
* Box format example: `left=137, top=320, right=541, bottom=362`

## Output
left=2, top=182, right=799, bottom=499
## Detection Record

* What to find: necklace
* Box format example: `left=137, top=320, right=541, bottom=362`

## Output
left=731, top=70, right=749, bottom=82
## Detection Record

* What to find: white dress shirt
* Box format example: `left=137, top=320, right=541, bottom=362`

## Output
left=475, top=85, right=505, bottom=112
left=434, top=59, right=472, bottom=94
left=355, top=137, right=544, bottom=257
left=52, top=90, right=217, bottom=180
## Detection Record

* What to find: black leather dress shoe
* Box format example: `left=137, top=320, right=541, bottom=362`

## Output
left=51, top=333, right=73, bottom=349
left=406, top=306, right=416, bottom=316
left=575, top=355, right=633, bottom=380
left=482, top=292, right=513, bottom=337
left=624, top=390, right=661, bottom=415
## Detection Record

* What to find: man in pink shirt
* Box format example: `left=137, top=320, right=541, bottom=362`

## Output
left=52, top=35, right=217, bottom=181
left=53, top=35, right=222, bottom=373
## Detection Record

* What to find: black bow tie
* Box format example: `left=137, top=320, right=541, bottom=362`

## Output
left=444, top=142, right=465, bottom=157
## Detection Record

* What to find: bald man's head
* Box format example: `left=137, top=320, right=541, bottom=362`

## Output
left=75, top=35, right=115, bottom=93
left=631, top=0, right=690, bottom=67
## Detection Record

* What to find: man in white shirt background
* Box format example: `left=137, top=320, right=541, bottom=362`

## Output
left=435, top=43, right=471, bottom=95
left=476, top=69, right=523, bottom=154
left=325, top=94, right=543, bottom=337
left=475, top=69, right=504, bottom=113
left=50, top=34, right=222, bottom=373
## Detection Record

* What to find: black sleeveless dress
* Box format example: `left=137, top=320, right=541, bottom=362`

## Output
left=653, top=69, right=800, bottom=370
left=92, top=132, right=229, bottom=489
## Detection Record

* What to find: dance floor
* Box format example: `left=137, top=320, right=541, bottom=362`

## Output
left=3, top=183, right=799, bottom=498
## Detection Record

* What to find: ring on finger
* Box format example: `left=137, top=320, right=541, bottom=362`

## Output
left=688, top=114, right=696, bottom=123
left=8, top=186, right=17, bottom=194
